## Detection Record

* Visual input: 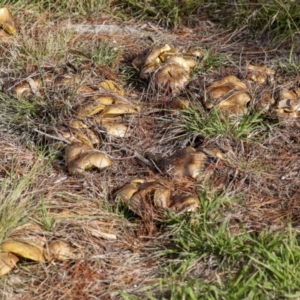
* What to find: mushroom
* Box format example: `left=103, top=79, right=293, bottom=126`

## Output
left=65, top=142, right=111, bottom=174
left=246, top=64, right=275, bottom=84
left=0, top=7, right=17, bottom=36
left=205, top=76, right=250, bottom=114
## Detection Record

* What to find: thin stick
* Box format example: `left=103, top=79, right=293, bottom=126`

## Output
left=134, top=151, right=154, bottom=169
left=34, top=128, right=71, bottom=144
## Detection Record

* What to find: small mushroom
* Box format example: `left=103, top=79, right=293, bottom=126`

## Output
left=115, top=177, right=200, bottom=216
left=14, top=78, right=42, bottom=97
left=275, top=88, right=300, bottom=117
left=46, top=240, right=76, bottom=261
left=0, top=252, right=19, bottom=276
left=165, top=55, right=197, bottom=72
left=255, top=92, right=275, bottom=112
left=129, top=181, right=163, bottom=216
left=99, top=80, right=125, bottom=96
left=101, top=103, right=139, bottom=118
left=160, top=147, right=208, bottom=180
left=134, top=45, right=197, bottom=94
left=67, top=128, right=96, bottom=148
left=0, top=7, right=17, bottom=36
left=169, top=194, right=200, bottom=212
left=207, top=76, right=247, bottom=92
left=168, top=97, right=190, bottom=110
left=101, top=119, right=131, bottom=138
left=155, top=63, right=190, bottom=95
left=205, top=76, right=250, bottom=114
left=76, top=96, right=114, bottom=118
left=132, top=44, right=171, bottom=69
left=246, top=64, right=275, bottom=84
left=65, top=142, right=111, bottom=174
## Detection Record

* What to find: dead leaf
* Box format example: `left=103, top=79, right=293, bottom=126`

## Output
left=76, top=85, right=96, bottom=94
left=85, top=223, right=117, bottom=240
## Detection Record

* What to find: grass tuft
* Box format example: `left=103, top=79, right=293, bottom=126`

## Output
left=116, top=0, right=204, bottom=27
left=177, top=104, right=273, bottom=140
left=156, top=193, right=300, bottom=299
left=0, top=158, right=50, bottom=243
left=206, top=0, right=300, bottom=45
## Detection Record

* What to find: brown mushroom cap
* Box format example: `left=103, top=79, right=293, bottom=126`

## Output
left=76, top=97, right=114, bottom=118
left=276, top=88, right=300, bottom=115
left=129, top=181, right=163, bottom=216
left=101, top=119, right=131, bottom=138
left=161, top=147, right=208, bottom=179
left=218, top=92, right=251, bottom=108
left=166, top=55, right=197, bottom=72
left=1, top=240, right=45, bottom=262
left=0, top=252, right=19, bottom=276
left=101, top=103, right=139, bottom=118
left=0, top=7, right=17, bottom=35
left=132, top=44, right=171, bottom=68
left=67, top=151, right=111, bottom=174
left=65, top=142, right=92, bottom=164
left=206, top=76, right=250, bottom=112
left=207, top=76, right=247, bottom=92
left=169, top=194, right=200, bottom=212
left=246, top=64, right=275, bottom=84
left=115, top=182, right=141, bottom=204
left=155, top=63, right=190, bottom=95
left=99, top=80, right=125, bottom=96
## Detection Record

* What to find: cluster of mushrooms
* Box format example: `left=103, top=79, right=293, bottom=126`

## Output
left=10, top=74, right=139, bottom=174
left=0, top=223, right=77, bottom=276
left=115, top=146, right=224, bottom=216
left=132, top=44, right=201, bottom=96
left=133, top=44, right=300, bottom=117
left=58, top=80, right=140, bottom=175
left=2, top=6, right=300, bottom=276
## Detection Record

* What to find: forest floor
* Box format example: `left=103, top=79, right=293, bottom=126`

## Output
left=0, top=2, right=300, bottom=299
